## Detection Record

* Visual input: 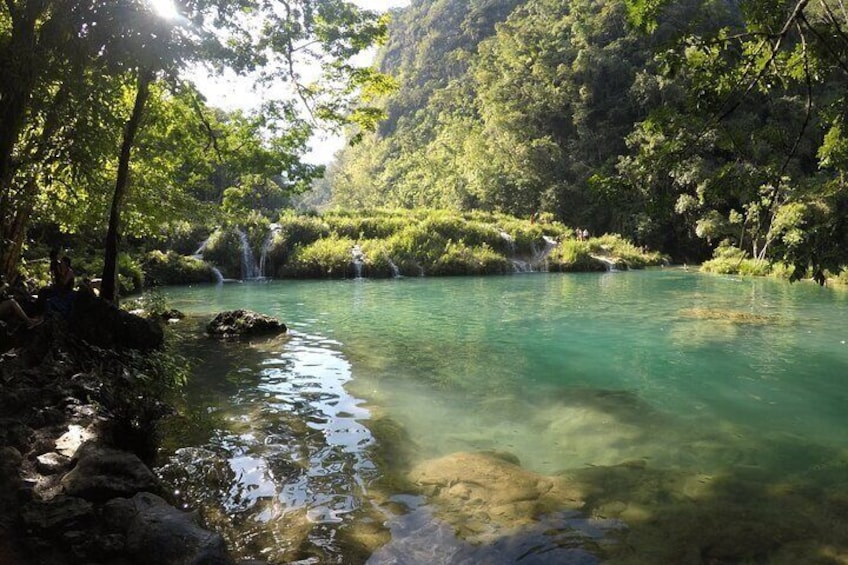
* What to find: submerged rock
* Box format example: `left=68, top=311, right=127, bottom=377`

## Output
left=409, top=451, right=583, bottom=540
left=206, top=309, right=287, bottom=339
left=122, top=492, right=234, bottom=565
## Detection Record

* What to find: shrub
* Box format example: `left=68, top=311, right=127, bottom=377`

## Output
left=586, top=234, right=665, bottom=268
left=429, top=241, right=511, bottom=276
left=548, top=240, right=606, bottom=272
left=701, top=244, right=771, bottom=276
left=143, top=250, right=215, bottom=286
left=282, top=235, right=357, bottom=278
left=118, top=253, right=145, bottom=295
left=275, top=212, right=331, bottom=254
left=202, top=227, right=242, bottom=279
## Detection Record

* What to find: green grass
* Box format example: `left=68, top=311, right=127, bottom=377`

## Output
left=144, top=208, right=663, bottom=282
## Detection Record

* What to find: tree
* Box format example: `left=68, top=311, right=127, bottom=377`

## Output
left=622, top=0, right=848, bottom=280
left=0, top=0, right=388, bottom=294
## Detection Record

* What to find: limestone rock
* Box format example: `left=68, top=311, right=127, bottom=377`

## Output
left=61, top=443, right=161, bottom=502
left=124, top=492, right=234, bottom=565
left=409, top=451, right=583, bottom=537
left=21, top=496, right=94, bottom=532
left=54, top=424, right=95, bottom=458
left=35, top=451, right=71, bottom=474
left=206, top=310, right=286, bottom=339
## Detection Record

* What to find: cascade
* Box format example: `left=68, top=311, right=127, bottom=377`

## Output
left=511, top=259, right=532, bottom=273
left=536, top=235, right=558, bottom=272
left=192, top=236, right=211, bottom=259
left=237, top=228, right=260, bottom=280
left=192, top=233, right=225, bottom=284
left=591, top=255, right=619, bottom=272
left=387, top=256, right=401, bottom=278
left=257, top=224, right=281, bottom=279
left=498, top=230, right=516, bottom=255
left=351, top=245, right=365, bottom=278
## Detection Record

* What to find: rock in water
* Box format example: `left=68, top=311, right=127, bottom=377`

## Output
left=61, top=443, right=161, bottom=502
left=206, top=310, right=286, bottom=339
left=118, top=493, right=234, bottom=565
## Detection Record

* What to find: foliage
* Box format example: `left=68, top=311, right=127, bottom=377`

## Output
left=283, top=235, right=358, bottom=279
left=320, top=0, right=848, bottom=284
left=586, top=234, right=666, bottom=269
left=548, top=240, right=605, bottom=272
left=143, top=250, right=214, bottom=287
left=701, top=244, right=772, bottom=277
left=429, top=241, right=512, bottom=276
left=202, top=228, right=243, bottom=280
left=0, top=0, right=389, bottom=289
left=267, top=208, right=657, bottom=278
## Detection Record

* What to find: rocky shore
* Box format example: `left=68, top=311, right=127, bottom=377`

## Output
left=0, top=299, right=285, bottom=565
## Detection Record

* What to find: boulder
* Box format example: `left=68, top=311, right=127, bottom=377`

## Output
left=35, top=452, right=71, bottom=475
left=61, top=443, right=161, bottom=502
left=409, top=451, right=583, bottom=539
left=206, top=310, right=286, bottom=339
left=21, top=496, right=94, bottom=532
left=69, top=292, right=163, bottom=351
left=123, top=492, right=234, bottom=565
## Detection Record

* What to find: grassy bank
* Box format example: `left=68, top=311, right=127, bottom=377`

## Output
left=700, top=243, right=848, bottom=285
left=201, top=209, right=666, bottom=280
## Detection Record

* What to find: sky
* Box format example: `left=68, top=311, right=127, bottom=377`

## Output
left=187, top=0, right=411, bottom=165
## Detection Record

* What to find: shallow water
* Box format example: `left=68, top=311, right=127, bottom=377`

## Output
left=157, top=270, right=848, bottom=563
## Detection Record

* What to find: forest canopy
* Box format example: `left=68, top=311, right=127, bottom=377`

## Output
left=0, top=0, right=389, bottom=295
left=328, top=0, right=848, bottom=282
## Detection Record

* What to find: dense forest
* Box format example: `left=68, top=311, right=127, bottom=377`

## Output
left=328, top=0, right=848, bottom=282
left=2, top=0, right=847, bottom=290
left=0, top=0, right=390, bottom=295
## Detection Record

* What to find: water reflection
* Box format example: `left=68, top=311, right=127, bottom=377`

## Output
left=158, top=330, right=380, bottom=562
left=157, top=272, right=848, bottom=563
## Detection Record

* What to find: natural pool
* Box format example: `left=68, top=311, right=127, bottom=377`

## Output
left=156, top=270, right=848, bottom=563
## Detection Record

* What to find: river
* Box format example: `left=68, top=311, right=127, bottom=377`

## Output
left=155, top=269, right=848, bottom=563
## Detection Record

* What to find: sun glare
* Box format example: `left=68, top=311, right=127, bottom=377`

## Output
left=149, top=0, right=179, bottom=20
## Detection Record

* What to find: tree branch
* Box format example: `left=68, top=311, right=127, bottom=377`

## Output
left=819, top=0, right=848, bottom=53
left=799, top=11, right=848, bottom=74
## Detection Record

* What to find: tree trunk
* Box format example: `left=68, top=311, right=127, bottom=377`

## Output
left=0, top=2, right=47, bottom=280
left=100, top=69, right=153, bottom=304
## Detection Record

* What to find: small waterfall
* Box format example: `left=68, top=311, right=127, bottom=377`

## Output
left=511, top=259, right=532, bottom=273
left=257, top=223, right=280, bottom=279
left=237, top=228, right=260, bottom=280
left=387, top=256, right=401, bottom=278
left=351, top=245, right=365, bottom=279
left=193, top=233, right=226, bottom=283
left=499, top=230, right=515, bottom=255
left=512, top=236, right=559, bottom=273
left=211, top=266, right=224, bottom=284
left=536, top=235, right=558, bottom=272
left=192, top=236, right=211, bottom=259
left=592, top=255, right=620, bottom=272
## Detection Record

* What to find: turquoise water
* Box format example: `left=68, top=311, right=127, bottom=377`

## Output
left=157, top=270, right=848, bottom=563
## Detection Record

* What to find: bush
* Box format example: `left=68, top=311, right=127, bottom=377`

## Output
left=282, top=235, right=357, bottom=278
left=586, top=234, right=665, bottom=268
left=548, top=240, right=606, bottom=272
left=429, top=241, right=511, bottom=276
left=202, top=228, right=242, bottom=279
left=701, top=244, right=771, bottom=276
left=143, top=250, right=215, bottom=286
